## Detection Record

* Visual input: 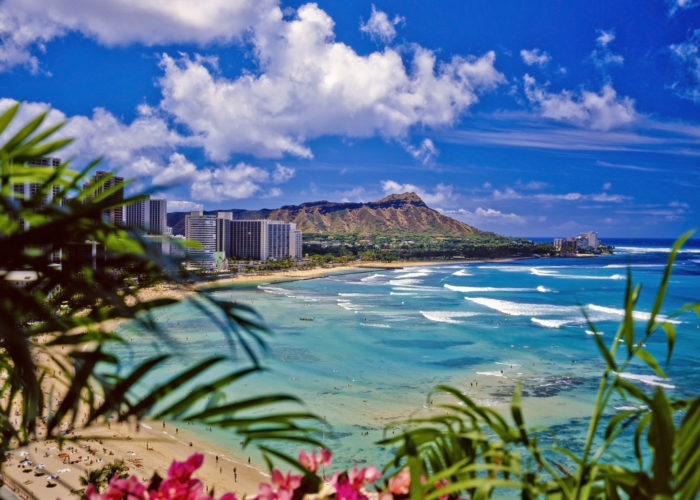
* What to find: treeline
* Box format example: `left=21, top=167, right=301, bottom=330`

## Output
left=302, top=233, right=554, bottom=262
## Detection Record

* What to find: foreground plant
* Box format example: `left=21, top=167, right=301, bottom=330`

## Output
left=380, top=232, right=700, bottom=499
left=0, top=104, right=321, bottom=474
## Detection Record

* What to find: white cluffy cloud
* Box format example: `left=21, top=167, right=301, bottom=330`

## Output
left=167, top=200, right=204, bottom=212
left=360, top=5, right=404, bottom=43
left=158, top=3, right=504, bottom=161
left=0, top=0, right=277, bottom=72
left=590, top=29, right=624, bottom=68
left=152, top=153, right=287, bottom=202
left=669, top=29, right=700, bottom=103
left=523, top=74, right=636, bottom=130
left=0, top=98, right=183, bottom=178
left=520, top=48, right=551, bottom=67
left=380, top=180, right=456, bottom=205
left=441, top=207, right=526, bottom=227
left=404, top=138, right=438, bottom=164
left=667, top=0, right=698, bottom=16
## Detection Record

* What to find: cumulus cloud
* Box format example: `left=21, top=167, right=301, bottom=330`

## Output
left=0, top=0, right=278, bottom=71
left=667, top=0, right=698, bottom=16
left=0, top=98, right=183, bottom=178
left=158, top=3, right=504, bottom=160
left=167, top=200, right=204, bottom=212
left=272, top=163, right=295, bottom=183
left=360, top=5, right=404, bottom=43
left=442, top=207, right=526, bottom=227
left=381, top=180, right=456, bottom=205
left=590, top=29, right=623, bottom=69
left=523, top=74, right=636, bottom=130
left=491, top=185, right=628, bottom=203
left=669, top=29, right=700, bottom=103
left=404, top=138, right=438, bottom=164
left=520, top=48, right=551, bottom=67
left=190, top=162, right=270, bottom=201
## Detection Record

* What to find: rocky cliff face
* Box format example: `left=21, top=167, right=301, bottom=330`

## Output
left=168, top=193, right=485, bottom=237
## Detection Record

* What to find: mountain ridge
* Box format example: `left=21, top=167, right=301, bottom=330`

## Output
left=167, top=192, right=490, bottom=238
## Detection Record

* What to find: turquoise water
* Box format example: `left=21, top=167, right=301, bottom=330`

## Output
left=116, top=239, right=700, bottom=472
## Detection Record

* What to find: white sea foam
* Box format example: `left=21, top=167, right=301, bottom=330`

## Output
left=537, top=285, right=552, bottom=293
left=615, top=246, right=700, bottom=254
left=616, top=372, right=675, bottom=389
left=360, top=273, right=385, bottom=282
left=452, top=269, right=473, bottom=276
left=444, top=283, right=532, bottom=293
left=476, top=371, right=505, bottom=377
left=420, top=311, right=480, bottom=324
left=479, top=265, right=528, bottom=272
left=338, top=293, right=382, bottom=297
left=495, top=361, right=521, bottom=367
left=390, top=291, right=417, bottom=296
left=603, top=264, right=664, bottom=268
left=585, top=329, right=603, bottom=335
left=586, top=304, right=681, bottom=324
left=360, top=323, right=391, bottom=329
left=530, top=267, right=624, bottom=280
left=258, top=285, right=288, bottom=295
left=393, top=271, right=431, bottom=279
left=531, top=318, right=571, bottom=328
left=388, top=278, right=422, bottom=286
left=464, top=297, right=580, bottom=316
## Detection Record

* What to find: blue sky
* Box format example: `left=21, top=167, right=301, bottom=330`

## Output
left=1, top=0, right=698, bottom=237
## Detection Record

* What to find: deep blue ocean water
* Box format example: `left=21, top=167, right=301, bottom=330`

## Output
left=116, top=238, right=700, bottom=473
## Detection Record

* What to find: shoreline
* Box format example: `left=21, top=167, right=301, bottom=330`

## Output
left=4, top=256, right=532, bottom=499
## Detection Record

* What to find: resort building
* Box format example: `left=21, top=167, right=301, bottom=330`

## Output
left=230, top=220, right=269, bottom=260
left=290, top=229, right=303, bottom=259
left=11, top=157, right=63, bottom=231
left=125, top=196, right=167, bottom=234
left=84, top=170, right=124, bottom=224
left=185, top=210, right=217, bottom=267
left=267, top=221, right=292, bottom=260
left=216, top=212, right=233, bottom=257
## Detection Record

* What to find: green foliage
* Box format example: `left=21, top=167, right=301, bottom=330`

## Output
left=0, top=104, right=321, bottom=466
left=79, top=459, right=130, bottom=495
left=381, top=231, right=700, bottom=499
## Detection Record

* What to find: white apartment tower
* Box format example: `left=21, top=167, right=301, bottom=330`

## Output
left=185, top=211, right=216, bottom=262
left=267, top=221, right=291, bottom=260
left=12, top=157, right=62, bottom=231
left=84, top=170, right=124, bottom=224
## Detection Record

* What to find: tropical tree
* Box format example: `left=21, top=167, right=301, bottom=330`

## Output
left=0, top=103, right=322, bottom=472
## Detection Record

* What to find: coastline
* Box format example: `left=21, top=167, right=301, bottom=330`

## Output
left=4, top=257, right=528, bottom=499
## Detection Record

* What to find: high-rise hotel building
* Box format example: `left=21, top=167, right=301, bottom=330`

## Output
left=84, top=170, right=124, bottom=224
left=125, top=196, right=167, bottom=234
left=11, top=157, right=63, bottom=231
left=185, top=211, right=217, bottom=262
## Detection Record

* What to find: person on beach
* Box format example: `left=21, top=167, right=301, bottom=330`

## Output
left=234, top=467, right=237, bottom=482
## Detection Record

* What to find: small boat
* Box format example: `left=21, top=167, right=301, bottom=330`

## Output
left=299, top=317, right=314, bottom=321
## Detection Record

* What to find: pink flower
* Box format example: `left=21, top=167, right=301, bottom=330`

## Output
left=348, top=465, right=381, bottom=489
left=253, top=469, right=302, bottom=500
left=86, top=453, right=237, bottom=500
left=298, top=448, right=332, bottom=473
left=388, top=468, right=410, bottom=495
left=434, top=478, right=449, bottom=500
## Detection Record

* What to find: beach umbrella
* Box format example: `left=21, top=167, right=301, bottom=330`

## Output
left=57, top=468, right=70, bottom=473
left=20, top=460, right=32, bottom=466
left=34, top=464, right=45, bottom=470
left=46, top=474, right=58, bottom=480
left=58, top=453, right=69, bottom=459
left=18, top=451, right=29, bottom=456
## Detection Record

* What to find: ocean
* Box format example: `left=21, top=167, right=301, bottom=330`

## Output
left=116, top=238, right=700, bottom=474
